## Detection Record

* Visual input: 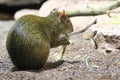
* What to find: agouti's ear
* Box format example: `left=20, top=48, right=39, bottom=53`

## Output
left=50, top=8, right=58, bottom=14
left=50, top=8, right=57, bottom=14
left=59, top=10, right=65, bottom=18
left=59, top=10, right=66, bottom=23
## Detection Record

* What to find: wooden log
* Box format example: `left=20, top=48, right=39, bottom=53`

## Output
left=83, top=24, right=120, bottom=57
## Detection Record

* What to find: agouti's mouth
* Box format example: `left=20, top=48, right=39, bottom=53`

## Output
left=68, top=25, right=74, bottom=33
left=66, top=29, right=73, bottom=33
left=70, top=27, right=74, bottom=33
left=59, top=34, right=65, bottom=38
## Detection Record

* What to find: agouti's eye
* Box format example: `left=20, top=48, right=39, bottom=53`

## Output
left=67, top=20, right=69, bottom=23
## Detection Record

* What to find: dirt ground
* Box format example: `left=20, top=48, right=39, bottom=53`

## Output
left=0, top=1, right=120, bottom=80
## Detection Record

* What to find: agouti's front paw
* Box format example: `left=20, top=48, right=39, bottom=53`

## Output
left=65, top=34, right=74, bottom=45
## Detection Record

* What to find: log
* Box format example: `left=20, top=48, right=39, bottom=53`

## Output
left=66, top=1, right=120, bottom=17
left=83, top=24, right=120, bottom=57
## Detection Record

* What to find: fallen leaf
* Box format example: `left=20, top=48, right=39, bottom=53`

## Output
left=82, top=34, right=90, bottom=40
left=117, top=61, right=120, bottom=65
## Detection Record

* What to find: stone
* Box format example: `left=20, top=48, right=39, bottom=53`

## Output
left=0, top=0, right=47, bottom=20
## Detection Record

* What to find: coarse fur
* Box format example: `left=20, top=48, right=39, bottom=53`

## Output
left=6, top=9, right=73, bottom=70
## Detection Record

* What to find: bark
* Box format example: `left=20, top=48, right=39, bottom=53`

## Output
left=66, top=1, right=120, bottom=17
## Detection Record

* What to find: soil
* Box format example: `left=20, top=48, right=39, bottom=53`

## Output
left=0, top=1, right=120, bottom=80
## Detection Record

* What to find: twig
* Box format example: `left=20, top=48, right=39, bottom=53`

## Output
left=70, top=18, right=97, bottom=36
left=66, top=1, right=120, bottom=17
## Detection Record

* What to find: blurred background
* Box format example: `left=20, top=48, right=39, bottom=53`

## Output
left=0, top=0, right=120, bottom=80
left=0, top=0, right=115, bottom=20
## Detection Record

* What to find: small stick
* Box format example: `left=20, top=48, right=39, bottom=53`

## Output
left=70, top=18, right=97, bottom=36
left=56, top=34, right=73, bottom=60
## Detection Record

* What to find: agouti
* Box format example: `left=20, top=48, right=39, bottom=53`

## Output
left=6, top=9, right=73, bottom=70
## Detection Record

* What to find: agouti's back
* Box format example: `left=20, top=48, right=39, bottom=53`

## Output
left=7, top=15, right=51, bottom=69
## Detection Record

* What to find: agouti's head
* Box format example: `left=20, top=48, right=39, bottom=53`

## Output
left=50, top=9, right=73, bottom=34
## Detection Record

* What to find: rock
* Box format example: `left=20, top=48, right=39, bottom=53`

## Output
left=14, top=9, right=39, bottom=20
left=14, top=0, right=68, bottom=19
left=14, top=0, right=78, bottom=19
left=0, top=0, right=45, bottom=5
left=38, top=0, right=67, bottom=17
left=0, top=0, right=47, bottom=20
left=0, top=12, right=13, bottom=20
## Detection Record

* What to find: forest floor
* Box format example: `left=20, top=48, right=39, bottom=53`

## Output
left=0, top=1, right=120, bottom=80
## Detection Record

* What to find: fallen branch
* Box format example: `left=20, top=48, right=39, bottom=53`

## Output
left=70, top=18, right=97, bottom=36
left=66, top=1, right=120, bottom=17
